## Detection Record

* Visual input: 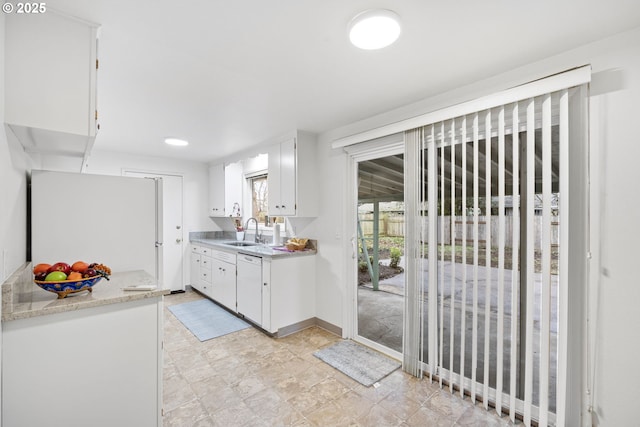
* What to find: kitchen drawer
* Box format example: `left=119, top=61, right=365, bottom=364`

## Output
left=201, top=255, right=213, bottom=269
left=200, top=268, right=212, bottom=283
left=191, top=244, right=213, bottom=256
left=210, top=249, right=236, bottom=264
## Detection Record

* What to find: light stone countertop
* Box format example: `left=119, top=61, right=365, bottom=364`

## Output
left=2, top=263, right=169, bottom=322
left=190, top=238, right=317, bottom=259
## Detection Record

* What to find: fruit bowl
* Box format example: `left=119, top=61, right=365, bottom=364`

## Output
left=34, top=276, right=103, bottom=299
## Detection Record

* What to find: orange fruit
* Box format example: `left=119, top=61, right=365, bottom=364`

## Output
left=33, top=263, right=51, bottom=274
left=67, top=272, right=83, bottom=281
left=71, top=261, right=89, bottom=273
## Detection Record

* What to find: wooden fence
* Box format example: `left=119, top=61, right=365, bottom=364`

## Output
left=359, top=214, right=559, bottom=249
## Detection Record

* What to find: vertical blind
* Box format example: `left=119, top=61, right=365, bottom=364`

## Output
left=403, top=81, right=586, bottom=426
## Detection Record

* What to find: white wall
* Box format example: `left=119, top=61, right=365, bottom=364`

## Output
left=0, top=16, right=31, bottom=282
left=315, top=26, right=640, bottom=426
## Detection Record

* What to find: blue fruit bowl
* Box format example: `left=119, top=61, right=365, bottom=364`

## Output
left=34, top=276, right=103, bottom=299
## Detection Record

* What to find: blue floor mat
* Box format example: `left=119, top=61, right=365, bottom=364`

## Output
left=168, top=299, right=250, bottom=341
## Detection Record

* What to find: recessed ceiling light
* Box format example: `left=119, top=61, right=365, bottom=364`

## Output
left=348, top=9, right=401, bottom=50
left=164, top=137, right=189, bottom=147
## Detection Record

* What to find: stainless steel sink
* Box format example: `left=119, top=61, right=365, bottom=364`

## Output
left=222, top=241, right=258, bottom=247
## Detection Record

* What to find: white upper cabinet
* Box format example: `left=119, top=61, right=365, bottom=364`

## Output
left=208, top=161, right=244, bottom=217
left=208, top=164, right=226, bottom=217
left=267, top=131, right=318, bottom=217
left=5, top=11, right=99, bottom=169
left=224, top=162, right=244, bottom=217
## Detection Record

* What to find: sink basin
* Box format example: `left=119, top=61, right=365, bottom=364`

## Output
left=222, top=241, right=258, bottom=247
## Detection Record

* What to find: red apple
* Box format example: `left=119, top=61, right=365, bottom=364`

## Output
left=83, top=268, right=97, bottom=278
left=47, top=262, right=71, bottom=276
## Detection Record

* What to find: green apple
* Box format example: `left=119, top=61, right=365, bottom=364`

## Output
left=45, top=271, right=67, bottom=281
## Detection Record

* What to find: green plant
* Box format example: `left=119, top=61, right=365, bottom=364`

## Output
left=390, top=247, right=402, bottom=269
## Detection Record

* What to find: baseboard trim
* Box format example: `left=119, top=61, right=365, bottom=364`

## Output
left=276, top=317, right=342, bottom=338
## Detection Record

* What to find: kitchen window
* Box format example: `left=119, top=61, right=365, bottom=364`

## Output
left=246, top=172, right=285, bottom=231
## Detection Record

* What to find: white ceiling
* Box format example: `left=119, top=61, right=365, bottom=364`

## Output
left=46, top=0, right=640, bottom=163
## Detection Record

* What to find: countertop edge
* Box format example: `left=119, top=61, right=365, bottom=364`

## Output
left=2, top=288, right=169, bottom=322
left=190, top=238, right=317, bottom=258
left=2, top=264, right=170, bottom=322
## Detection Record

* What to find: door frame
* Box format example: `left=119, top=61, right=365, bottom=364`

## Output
left=344, top=135, right=404, bottom=359
left=122, top=168, right=185, bottom=292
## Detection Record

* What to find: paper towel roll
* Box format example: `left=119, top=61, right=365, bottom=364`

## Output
left=273, top=223, right=281, bottom=246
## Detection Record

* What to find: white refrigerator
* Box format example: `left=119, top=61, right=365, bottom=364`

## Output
left=30, top=170, right=163, bottom=285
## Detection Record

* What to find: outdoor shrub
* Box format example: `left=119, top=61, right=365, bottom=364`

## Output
left=390, top=247, right=402, bottom=269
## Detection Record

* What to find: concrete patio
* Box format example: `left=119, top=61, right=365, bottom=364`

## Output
left=357, top=258, right=558, bottom=411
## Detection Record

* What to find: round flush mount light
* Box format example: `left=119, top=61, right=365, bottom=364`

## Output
left=164, top=137, right=189, bottom=147
left=348, top=9, right=401, bottom=50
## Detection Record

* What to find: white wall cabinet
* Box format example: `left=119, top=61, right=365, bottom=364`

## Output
left=5, top=11, right=99, bottom=170
left=208, top=164, right=225, bottom=217
left=208, top=162, right=244, bottom=217
left=267, top=132, right=318, bottom=217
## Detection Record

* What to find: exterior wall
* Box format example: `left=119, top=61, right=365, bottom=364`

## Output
left=315, top=26, right=640, bottom=426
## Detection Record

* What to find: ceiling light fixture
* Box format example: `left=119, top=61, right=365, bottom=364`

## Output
left=348, top=9, right=401, bottom=50
left=164, top=137, right=189, bottom=147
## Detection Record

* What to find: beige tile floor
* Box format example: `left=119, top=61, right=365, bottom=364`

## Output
left=163, top=289, right=518, bottom=427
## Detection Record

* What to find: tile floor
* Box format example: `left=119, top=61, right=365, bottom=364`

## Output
left=163, top=289, right=518, bottom=427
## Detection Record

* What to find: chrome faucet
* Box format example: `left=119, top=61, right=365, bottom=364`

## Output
left=245, top=217, right=259, bottom=243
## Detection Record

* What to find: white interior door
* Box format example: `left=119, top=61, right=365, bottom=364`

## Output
left=124, top=171, right=184, bottom=292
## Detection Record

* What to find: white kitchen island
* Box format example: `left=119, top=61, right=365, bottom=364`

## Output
left=1, top=264, right=169, bottom=427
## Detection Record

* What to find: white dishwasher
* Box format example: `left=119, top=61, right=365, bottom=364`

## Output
left=236, top=253, right=263, bottom=326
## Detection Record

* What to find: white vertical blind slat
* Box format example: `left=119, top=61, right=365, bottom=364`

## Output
left=556, top=89, right=569, bottom=426
left=540, top=93, right=552, bottom=427
left=428, top=124, right=439, bottom=381
left=523, top=98, right=536, bottom=425
left=450, top=119, right=457, bottom=392
left=439, top=121, right=446, bottom=389
left=402, top=128, right=420, bottom=377
left=460, top=116, right=468, bottom=399
left=496, top=106, right=506, bottom=415
left=483, top=110, right=492, bottom=409
left=509, top=102, right=520, bottom=422
left=471, top=113, right=480, bottom=403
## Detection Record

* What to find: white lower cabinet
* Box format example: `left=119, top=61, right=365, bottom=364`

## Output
left=209, top=251, right=237, bottom=310
left=262, top=255, right=316, bottom=335
left=190, top=243, right=316, bottom=336
left=3, top=297, right=163, bottom=427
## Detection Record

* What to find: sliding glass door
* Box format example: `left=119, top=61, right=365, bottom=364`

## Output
left=403, top=85, right=588, bottom=426
left=345, top=69, right=588, bottom=426
left=355, top=152, right=405, bottom=355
